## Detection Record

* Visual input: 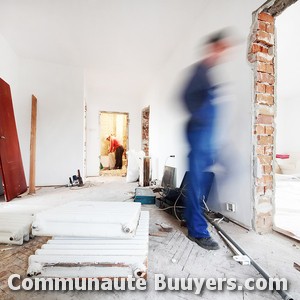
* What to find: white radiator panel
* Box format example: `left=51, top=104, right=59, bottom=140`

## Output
left=0, top=214, right=33, bottom=245
left=32, top=201, right=141, bottom=239
left=27, top=211, right=149, bottom=278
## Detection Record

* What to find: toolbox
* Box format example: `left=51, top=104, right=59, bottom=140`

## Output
left=134, top=187, right=156, bottom=204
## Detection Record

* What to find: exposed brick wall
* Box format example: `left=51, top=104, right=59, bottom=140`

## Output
left=248, top=11, right=275, bottom=233
left=142, top=107, right=150, bottom=156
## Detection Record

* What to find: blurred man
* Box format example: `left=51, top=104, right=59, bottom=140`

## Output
left=182, top=30, right=232, bottom=250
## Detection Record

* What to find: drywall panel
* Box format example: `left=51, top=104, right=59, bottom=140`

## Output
left=28, top=211, right=149, bottom=278
left=141, top=0, right=265, bottom=227
left=32, top=201, right=141, bottom=238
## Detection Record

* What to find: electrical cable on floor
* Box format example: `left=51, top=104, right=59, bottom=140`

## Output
left=206, top=213, right=294, bottom=300
left=155, top=184, right=187, bottom=221
left=203, top=199, right=294, bottom=300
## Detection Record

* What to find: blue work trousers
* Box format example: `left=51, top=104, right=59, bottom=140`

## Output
left=185, top=117, right=216, bottom=238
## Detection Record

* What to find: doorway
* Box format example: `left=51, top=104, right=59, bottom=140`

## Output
left=274, top=2, right=300, bottom=240
left=248, top=0, right=299, bottom=236
left=99, top=111, right=128, bottom=176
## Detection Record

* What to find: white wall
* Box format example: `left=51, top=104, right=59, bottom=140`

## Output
left=141, top=0, right=264, bottom=227
left=85, top=83, right=141, bottom=176
left=17, top=58, right=84, bottom=186
left=0, top=33, right=85, bottom=186
left=0, top=33, right=19, bottom=91
left=276, top=1, right=300, bottom=153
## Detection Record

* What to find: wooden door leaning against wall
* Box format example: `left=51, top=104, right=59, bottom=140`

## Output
left=0, top=78, right=27, bottom=201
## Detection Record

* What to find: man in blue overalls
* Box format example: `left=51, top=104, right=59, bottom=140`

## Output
left=182, top=31, right=231, bottom=250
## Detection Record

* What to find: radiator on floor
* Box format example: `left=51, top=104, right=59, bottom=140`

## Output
left=0, top=213, right=33, bottom=245
left=27, top=211, right=149, bottom=279
left=32, top=201, right=141, bottom=239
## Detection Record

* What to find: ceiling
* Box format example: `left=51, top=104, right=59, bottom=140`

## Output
left=0, top=0, right=211, bottom=96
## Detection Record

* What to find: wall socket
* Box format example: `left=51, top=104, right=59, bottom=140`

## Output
left=226, top=202, right=236, bottom=212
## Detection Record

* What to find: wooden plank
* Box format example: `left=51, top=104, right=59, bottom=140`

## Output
left=29, top=95, right=37, bottom=194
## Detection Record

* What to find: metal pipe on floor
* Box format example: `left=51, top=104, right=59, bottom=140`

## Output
left=206, top=215, right=294, bottom=300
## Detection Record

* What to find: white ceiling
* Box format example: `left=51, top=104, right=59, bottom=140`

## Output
left=0, top=0, right=211, bottom=96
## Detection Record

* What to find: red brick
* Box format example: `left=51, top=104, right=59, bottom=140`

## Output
left=257, top=72, right=275, bottom=84
left=257, top=154, right=273, bottom=164
left=252, top=43, right=262, bottom=53
left=256, top=114, right=274, bottom=124
left=258, top=12, right=274, bottom=23
left=257, top=52, right=273, bottom=63
left=256, top=93, right=274, bottom=105
left=265, top=85, right=274, bottom=94
left=265, top=126, right=274, bottom=135
left=267, top=23, right=275, bottom=34
left=257, top=135, right=273, bottom=145
left=262, top=175, right=273, bottom=184
left=266, top=64, right=274, bottom=74
left=257, top=62, right=274, bottom=75
left=257, top=62, right=267, bottom=72
left=261, top=45, right=269, bottom=54
left=264, top=165, right=273, bottom=174
left=256, top=175, right=273, bottom=185
left=256, top=30, right=274, bottom=46
left=256, top=145, right=265, bottom=155
left=256, top=82, right=266, bottom=93
left=258, top=21, right=267, bottom=31
left=255, top=125, right=265, bottom=134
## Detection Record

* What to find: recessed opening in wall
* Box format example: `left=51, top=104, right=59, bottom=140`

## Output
left=99, top=111, right=129, bottom=177
left=274, top=1, right=300, bottom=240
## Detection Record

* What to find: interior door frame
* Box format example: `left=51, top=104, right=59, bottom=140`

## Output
left=98, top=111, right=129, bottom=172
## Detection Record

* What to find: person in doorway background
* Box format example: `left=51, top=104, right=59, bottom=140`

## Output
left=182, top=30, right=233, bottom=251
left=107, top=135, right=124, bottom=169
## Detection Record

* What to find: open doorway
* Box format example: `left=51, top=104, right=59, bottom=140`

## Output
left=99, top=111, right=128, bottom=177
left=248, top=0, right=299, bottom=236
left=274, top=2, right=300, bottom=240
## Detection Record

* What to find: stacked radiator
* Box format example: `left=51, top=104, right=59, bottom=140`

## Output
left=0, top=213, right=33, bottom=245
left=27, top=201, right=149, bottom=279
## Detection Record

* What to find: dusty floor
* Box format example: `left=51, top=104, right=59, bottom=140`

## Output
left=0, top=177, right=299, bottom=300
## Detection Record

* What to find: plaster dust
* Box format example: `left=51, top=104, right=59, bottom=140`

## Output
left=0, top=176, right=299, bottom=300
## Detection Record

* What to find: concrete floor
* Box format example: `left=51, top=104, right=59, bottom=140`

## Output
left=0, top=177, right=299, bottom=300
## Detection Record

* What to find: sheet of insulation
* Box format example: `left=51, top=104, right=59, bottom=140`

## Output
left=27, top=211, right=149, bottom=279
left=0, top=213, right=33, bottom=245
left=32, top=201, right=141, bottom=239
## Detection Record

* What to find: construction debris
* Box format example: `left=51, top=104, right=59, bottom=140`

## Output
left=294, top=262, right=300, bottom=272
left=156, top=222, right=173, bottom=232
